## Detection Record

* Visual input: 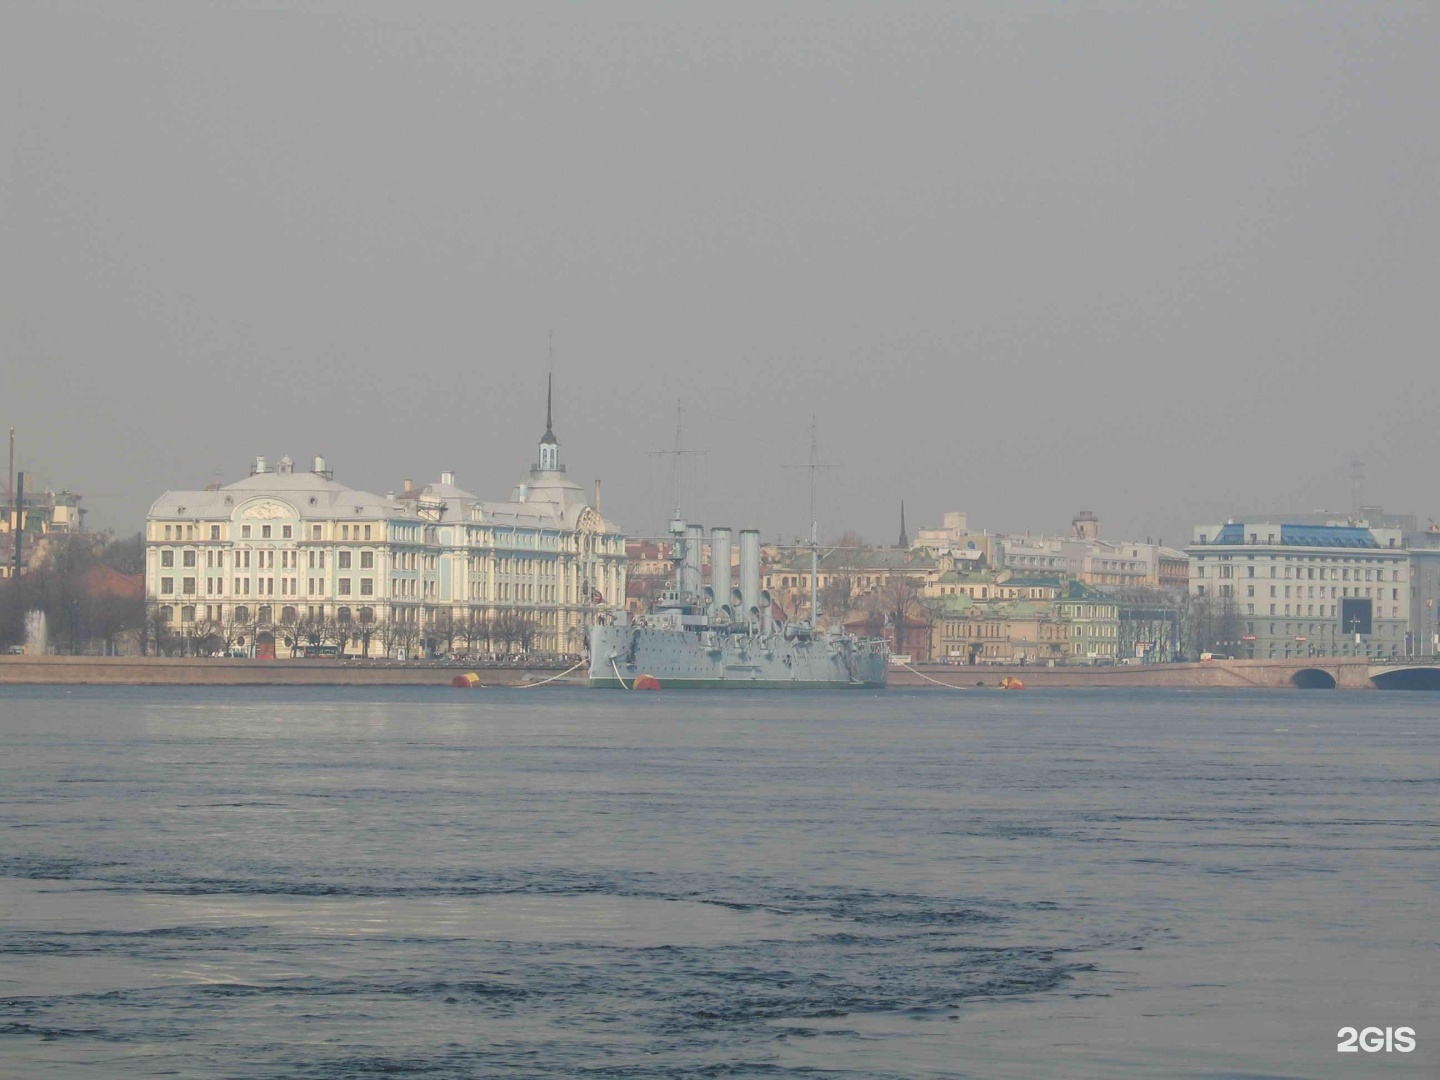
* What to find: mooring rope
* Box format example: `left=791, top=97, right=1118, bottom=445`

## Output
left=897, top=661, right=966, bottom=690
left=610, top=658, right=632, bottom=690
left=517, top=660, right=586, bottom=689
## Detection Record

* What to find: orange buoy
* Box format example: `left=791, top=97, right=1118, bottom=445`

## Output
left=451, top=672, right=482, bottom=688
left=998, top=676, right=1025, bottom=690
left=632, top=674, right=662, bottom=691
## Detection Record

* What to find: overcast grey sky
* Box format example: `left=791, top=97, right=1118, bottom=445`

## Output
left=4, top=1, right=1436, bottom=548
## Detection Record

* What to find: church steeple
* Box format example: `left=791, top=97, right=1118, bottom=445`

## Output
left=898, top=501, right=909, bottom=548
left=538, top=374, right=560, bottom=472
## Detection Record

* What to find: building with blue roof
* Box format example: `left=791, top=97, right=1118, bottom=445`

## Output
left=1186, top=520, right=1408, bottom=659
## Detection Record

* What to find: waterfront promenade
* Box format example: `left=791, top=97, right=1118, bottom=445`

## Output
left=0, top=656, right=565, bottom=687
left=4, top=655, right=1437, bottom=689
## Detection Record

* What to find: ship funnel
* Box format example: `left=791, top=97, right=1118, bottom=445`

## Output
left=760, top=589, right=775, bottom=635
left=710, top=528, right=732, bottom=621
left=739, top=529, right=761, bottom=629
left=684, top=524, right=705, bottom=603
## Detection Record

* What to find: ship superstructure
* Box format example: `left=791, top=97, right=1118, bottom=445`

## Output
left=588, top=516, right=888, bottom=689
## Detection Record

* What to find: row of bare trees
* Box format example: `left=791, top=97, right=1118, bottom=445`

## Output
left=146, top=606, right=550, bottom=658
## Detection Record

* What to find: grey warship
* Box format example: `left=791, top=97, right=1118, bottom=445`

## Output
left=588, top=517, right=888, bottom=689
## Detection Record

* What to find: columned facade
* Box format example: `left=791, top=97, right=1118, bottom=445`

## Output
left=145, top=389, right=626, bottom=657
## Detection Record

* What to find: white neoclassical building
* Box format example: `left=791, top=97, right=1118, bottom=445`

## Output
left=144, top=382, right=626, bottom=657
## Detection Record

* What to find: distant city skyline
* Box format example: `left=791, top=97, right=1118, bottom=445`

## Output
left=5, top=3, right=1436, bottom=549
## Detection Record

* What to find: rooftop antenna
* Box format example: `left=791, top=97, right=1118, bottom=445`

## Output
left=784, top=416, right=839, bottom=629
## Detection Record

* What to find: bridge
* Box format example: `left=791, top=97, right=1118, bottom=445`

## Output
left=1232, top=657, right=1440, bottom=690
left=890, top=657, right=1440, bottom=690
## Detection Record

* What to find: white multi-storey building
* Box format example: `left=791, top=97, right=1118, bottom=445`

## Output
left=145, top=383, right=626, bottom=657
left=1187, top=520, right=1409, bottom=659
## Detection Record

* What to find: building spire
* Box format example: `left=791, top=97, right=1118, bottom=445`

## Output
left=538, top=373, right=559, bottom=471
left=898, top=500, right=909, bottom=548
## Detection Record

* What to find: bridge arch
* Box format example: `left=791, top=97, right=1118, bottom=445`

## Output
left=1290, top=668, right=1337, bottom=689
left=1370, top=667, right=1440, bottom=691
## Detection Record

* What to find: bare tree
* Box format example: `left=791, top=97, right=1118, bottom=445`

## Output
left=492, top=611, right=539, bottom=655
left=879, top=573, right=925, bottom=658
left=432, top=608, right=458, bottom=655
left=915, top=595, right=946, bottom=662
left=515, top=615, right=538, bottom=653
left=817, top=571, right=854, bottom=628
left=0, top=580, right=27, bottom=650
left=392, top=621, right=421, bottom=660
left=294, top=615, right=326, bottom=654
left=1184, top=593, right=1244, bottom=659
left=460, top=610, right=492, bottom=656
left=565, top=622, right=587, bottom=659
left=353, top=608, right=379, bottom=657
left=145, top=603, right=176, bottom=656
left=101, top=532, right=146, bottom=575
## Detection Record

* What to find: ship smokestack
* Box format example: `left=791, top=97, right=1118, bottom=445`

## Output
left=684, top=524, right=705, bottom=603
left=739, top=529, right=761, bottom=630
left=710, top=528, right=732, bottom=621
left=760, top=589, right=775, bottom=635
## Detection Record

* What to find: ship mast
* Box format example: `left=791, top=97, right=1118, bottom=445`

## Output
left=646, top=400, right=707, bottom=601
left=785, top=417, right=837, bottom=631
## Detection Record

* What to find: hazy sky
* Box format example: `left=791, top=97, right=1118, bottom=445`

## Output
left=4, top=2, right=1436, bottom=548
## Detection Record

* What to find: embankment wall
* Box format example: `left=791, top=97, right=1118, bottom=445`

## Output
left=0, top=656, right=571, bottom=687
left=889, top=659, right=1376, bottom=690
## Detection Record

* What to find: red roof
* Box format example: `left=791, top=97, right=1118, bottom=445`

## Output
left=82, top=565, right=144, bottom=600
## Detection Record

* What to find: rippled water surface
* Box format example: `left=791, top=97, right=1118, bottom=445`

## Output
left=0, top=686, right=1434, bottom=1078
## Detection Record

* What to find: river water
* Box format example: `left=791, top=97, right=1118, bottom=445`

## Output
left=0, top=686, right=1433, bottom=1079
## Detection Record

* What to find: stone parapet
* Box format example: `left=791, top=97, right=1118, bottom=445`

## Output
left=0, top=656, right=576, bottom=687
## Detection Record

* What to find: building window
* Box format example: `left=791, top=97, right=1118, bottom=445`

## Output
left=161, top=550, right=174, bottom=567
left=364, top=525, right=372, bottom=540
left=282, top=525, right=292, bottom=539
left=312, top=524, right=322, bottom=540
left=262, top=525, right=272, bottom=539
left=210, top=525, right=221, bottom=540
left=182, top=550, right=196, bottom=568
left=338, top=551, right=352, bottom=569
left=241, top=525, right=251, bottom=539
left=338, top=578, right=351, bottom=596
left=360, top=578, right=373, bottom=596
left=160, top=577, right=174, bottom=594
left=360, top=551, right=374, bottom=569
left=182, top=577, right=196, bottom=594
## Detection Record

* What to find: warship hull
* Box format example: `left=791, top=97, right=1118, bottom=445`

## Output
left=588, top=623, right=888, bottom=689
